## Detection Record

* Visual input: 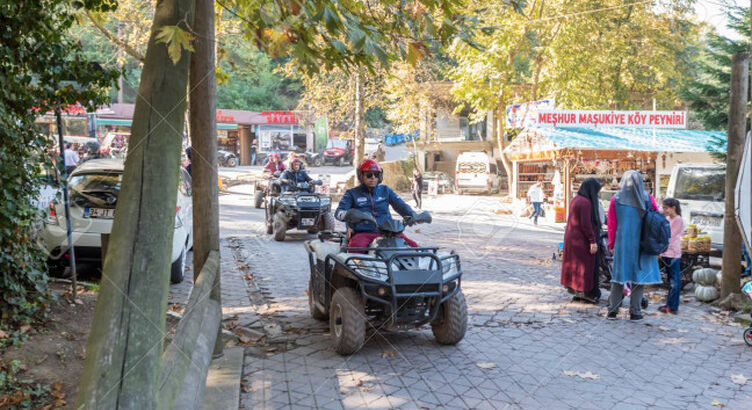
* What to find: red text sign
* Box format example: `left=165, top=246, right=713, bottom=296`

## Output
left=536, top=110, right=687, bottom=129
left=261, top=111, right=298, bottom=124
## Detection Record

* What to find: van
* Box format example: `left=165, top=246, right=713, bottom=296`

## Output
left=455, top=151, right=501, bottom=194
left=665, top=163, right=725, bottom=254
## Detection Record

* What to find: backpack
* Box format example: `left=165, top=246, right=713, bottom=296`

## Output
left=640, top=199, right=671, bottom=255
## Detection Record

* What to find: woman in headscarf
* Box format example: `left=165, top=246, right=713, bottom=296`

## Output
left=561, top=178, right=603, bottom=303
left=606, top=170, right=661, bottom=321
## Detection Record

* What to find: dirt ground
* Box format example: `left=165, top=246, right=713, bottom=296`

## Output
left=2, top=283, right=97, bottom=408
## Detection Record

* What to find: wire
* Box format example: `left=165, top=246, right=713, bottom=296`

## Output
left=527, top=0, right=654, bottom=23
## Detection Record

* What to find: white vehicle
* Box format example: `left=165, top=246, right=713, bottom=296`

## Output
left=665, top=163, right=725, bottom=254
left=40, top=159, right=193, bottom=283
left=454, top=151, right=501, bottom=194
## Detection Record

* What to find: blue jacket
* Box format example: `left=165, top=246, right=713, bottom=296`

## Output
left=335, top=184, right=415, bottom=233
left=280, top=169, right=312, bottom=185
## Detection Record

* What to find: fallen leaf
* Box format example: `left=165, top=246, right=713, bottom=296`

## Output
left=304, top=289, right=310, bottom=296
left=168, top=304, right=182, bottom=312
left=35, top=355, right=48, bottom=365
left=0, top=330, right=7, bottom=339
left=731, top=374, right=748, bottom=386
left=240, top=379, right=253, bottom=393
left=356, top=380, right=364, bottom=387
left=244, top=273, right=253, bottom=280
left=79, top=348, right=87, bottom=360
left=711, top=399, right=726, bottom=407
left=223, top=320, right=239, bottom=331
left=19, top=324, right=31, bottom=333
left=476, top=362, right=496, bottom=370
left=381, top=349, right=397, bottom=358
left=562, top=370, right=600, bottom=380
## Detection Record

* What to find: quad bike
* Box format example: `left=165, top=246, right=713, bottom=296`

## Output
left=265, top=180, right=333, bottom=241
left=253, top=171, right=282, bottom=209
left=303, top=209, right=467, bottom=355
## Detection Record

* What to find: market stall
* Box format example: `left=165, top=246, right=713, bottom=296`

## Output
left=505, top=125, right=724, bottom=222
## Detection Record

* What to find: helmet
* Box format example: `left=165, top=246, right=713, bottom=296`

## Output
left=290, top=157, right=303, bottom=167
left=357, top=159, right=383, bottom=184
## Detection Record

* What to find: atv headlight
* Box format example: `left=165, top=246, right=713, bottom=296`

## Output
left=347, top=259, right=388, bottom=282
left=279, top=196, right=296, bottom=206
left=320, top=197, right=331, bottom=206
left=442, top=258, right=459, bottom=280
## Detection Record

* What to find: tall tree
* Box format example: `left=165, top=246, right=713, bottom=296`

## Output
left=76, top=0, right=194, bottom=405
left=681, top=7, right=749, bottom=158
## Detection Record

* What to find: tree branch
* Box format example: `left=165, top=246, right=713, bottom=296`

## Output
left=86, top=10, right=145, bottom=63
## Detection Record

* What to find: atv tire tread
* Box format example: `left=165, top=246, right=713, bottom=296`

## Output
left=431, top=290, right=467, bottom=345
left=254, top=190, right=264, bottom=209
left=330, top=287, right=365, bottom=355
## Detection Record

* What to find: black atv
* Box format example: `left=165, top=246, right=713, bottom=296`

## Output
left=303, top=209, right=467, bottom=355
left=265, top=180, right=334, bottom=241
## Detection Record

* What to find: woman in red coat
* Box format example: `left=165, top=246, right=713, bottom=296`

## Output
left=561, top=178, right=603, bottom=303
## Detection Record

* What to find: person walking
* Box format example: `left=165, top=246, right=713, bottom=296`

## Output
left=607, top=170, right=661, bottom=321
left=560, top=178, right=603, bottom=303
left=527, top=176, right=544, bottom=225
left=250, top=139, right=258, bottom=166
left=658, top=198, right=684, bottom=314
left=63, top=143, right=79, bottom=175
left=411, top=167, right=423, bottom=209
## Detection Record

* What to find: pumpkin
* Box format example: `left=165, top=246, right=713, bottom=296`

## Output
left=693, top=268, right=718, bottom=286
left=695, top=284, right=719, bottom=302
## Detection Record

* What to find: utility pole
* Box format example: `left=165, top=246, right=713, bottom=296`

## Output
left=353, top=67, right=365, bottom=171
left=719, top=53, right=748, bottom=310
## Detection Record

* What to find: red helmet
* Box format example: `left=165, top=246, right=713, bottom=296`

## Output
left=357, top=159, right=383, bottom=184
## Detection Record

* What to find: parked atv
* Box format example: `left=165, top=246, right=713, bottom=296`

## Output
left=303, top=209, right=467, bottom=355
left=253, top=171, right=282, bottom=209
left=265, top=180, right=334, bottom=241
left=217, top=149, right=238, bottom=167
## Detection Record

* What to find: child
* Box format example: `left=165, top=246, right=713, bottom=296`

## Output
left=659, top=198, right=684, bottom=314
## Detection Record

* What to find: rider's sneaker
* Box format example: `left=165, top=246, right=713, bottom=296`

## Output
left=607, top=311, right=618, bottom=320
left=630, top=313, right=644, bottom=321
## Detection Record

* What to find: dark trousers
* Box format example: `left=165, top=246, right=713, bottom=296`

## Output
left=662, top=257, right=681, bottom=311
left=412, top=189, right=422, bottom=209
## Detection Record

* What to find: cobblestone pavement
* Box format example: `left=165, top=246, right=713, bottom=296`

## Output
left=170, top=190, right=751, bottom=409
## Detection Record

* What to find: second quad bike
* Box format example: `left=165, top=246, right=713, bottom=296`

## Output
left=253, top=171, right=282, bottom=209
left=303, top=209, right=467, bottom=355
left=265, top=180, right=334, bottom=241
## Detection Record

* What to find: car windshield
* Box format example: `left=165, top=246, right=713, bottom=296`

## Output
left=327, top=139, right=349, bottom=149
left=69, top=173, right=122, bottom=194
left=673, top=167, right=725, bottom=201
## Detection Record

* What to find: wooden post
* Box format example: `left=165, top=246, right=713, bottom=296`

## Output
left=353, top=68, right=365, bottom=171
left=720, top=53, right=748, bottom=306
left=564, top=158, right=571, bottom=221
left=190, top=0, right=222, bottom=355
left=76, top=0, right=194, bottom=406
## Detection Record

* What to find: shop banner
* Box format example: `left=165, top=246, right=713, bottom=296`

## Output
left=506, top=99, right=556, bottom=128
left=314, top=116, right=329, bottom=152
left=536, top=109, right=687, bottom=129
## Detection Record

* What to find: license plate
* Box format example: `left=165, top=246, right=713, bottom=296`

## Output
left=301, top=218, right=315, bottom=226
left=86, top=207, right=115, bottom=219
left=692, top=215, right=722, bottom=227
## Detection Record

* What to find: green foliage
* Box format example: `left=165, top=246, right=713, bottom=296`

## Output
left=681, top=7, right=749, bottom=159
left=0, top=0, right=117, bottom=329
left=0, top=359, right=52, bottom=409
left=216, top=41, right=301, bottom=110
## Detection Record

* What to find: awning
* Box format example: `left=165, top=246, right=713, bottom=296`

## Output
left=218, top=123, right=237, bottom=130
left=96, top=118, right=132, bottom=126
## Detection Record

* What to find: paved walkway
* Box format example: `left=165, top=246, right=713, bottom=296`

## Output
left=169, top=192, right=751, bottom=409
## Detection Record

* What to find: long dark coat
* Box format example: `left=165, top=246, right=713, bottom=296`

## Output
left=560, top=195, right=597, bottom=292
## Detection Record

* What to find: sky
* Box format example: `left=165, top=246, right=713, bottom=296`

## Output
left=695, top=0, right=748, bottom=40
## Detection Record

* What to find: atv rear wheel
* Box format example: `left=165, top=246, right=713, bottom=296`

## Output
left=309, top=279, right=328, bottom=320
left=330, top=287, right=365, bottom=355
left=254, top=189, right=264, bottom=209
left=431, top=290, right=467, bottom=345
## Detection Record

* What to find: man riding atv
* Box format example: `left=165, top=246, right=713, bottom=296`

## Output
left=335, top=159, right=419, bottom=249
left=254, top=153, right=286, bottom=208
left=279, top=158, right=313, bottom=192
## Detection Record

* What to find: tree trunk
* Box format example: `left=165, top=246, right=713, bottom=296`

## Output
left=353, top=67, right=365, bottom=171
left=496, top=104, right=513, bottom=193
left=721, top=53, right=748, bottom=304
left=190, top=0, right=222, bottom=353
left=76, top=0, right=193, bottom=407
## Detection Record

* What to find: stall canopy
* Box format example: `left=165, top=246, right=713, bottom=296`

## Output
left=505, top=126, right=725, bottom=158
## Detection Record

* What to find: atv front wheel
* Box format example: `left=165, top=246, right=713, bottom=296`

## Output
left=254, top=189, right=264, bottom=209
left=330, top=287, right=365, bottom=355
left=309, top=279, right=328, bottom=321
left=321, top=212, right=335, bottom=231
left=431, top=290, right=467, bottom=345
